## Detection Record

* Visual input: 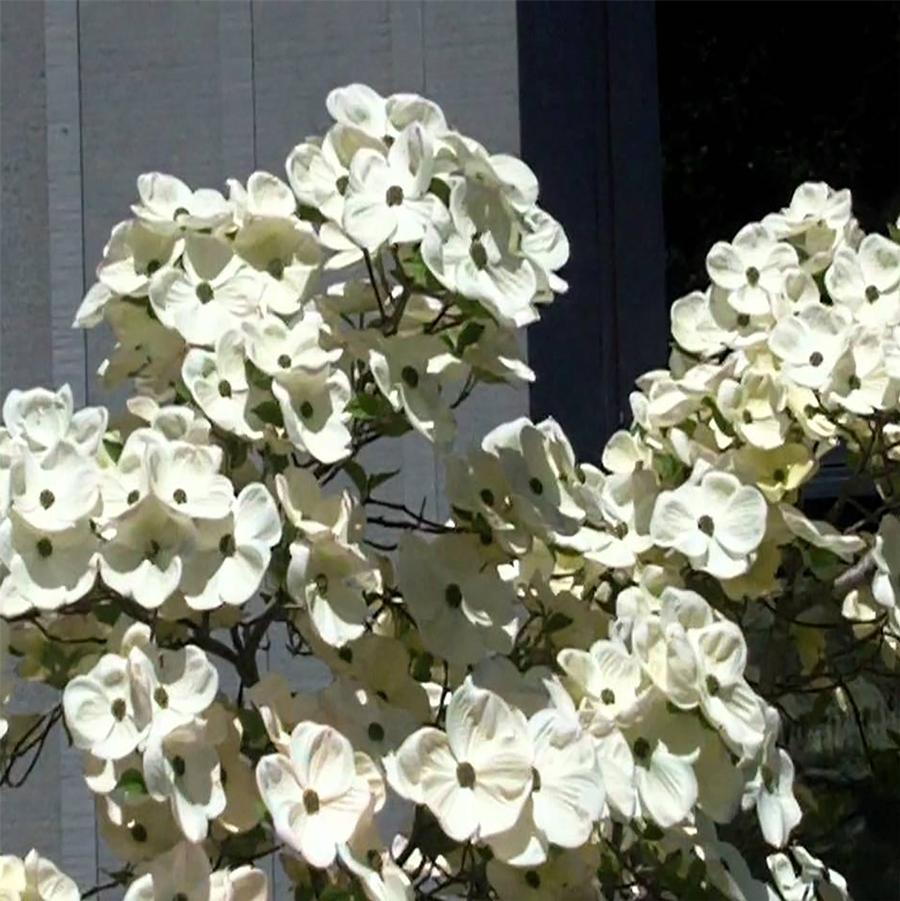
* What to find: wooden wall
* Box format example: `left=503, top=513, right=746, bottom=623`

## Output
left=0, top=1, right=524, bottom=893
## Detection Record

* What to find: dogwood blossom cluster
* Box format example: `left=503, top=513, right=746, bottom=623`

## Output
left=2, top=84, right=892, bottom=899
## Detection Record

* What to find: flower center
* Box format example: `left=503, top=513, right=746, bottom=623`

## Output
left=772, top=468, right=786, bottom=482
left=219, top=533, right=236, bottom=557
left=367, top=722, right=385, bottom=742
left=865, top=285, right=880, bottom=303
left=528, top=476, right=544, bottom=495
left=303, top=788, right=320, bottom=814
left=706, top=674, right=721, bottom=696
left=336, top=175, right=349, bottom=195
left=808, top=351, right=824, bottom=367
left=445, top=583, right=463, bottom=609
left=218, top=379, right=232, bottom=398
left=525, top=871, right=541, bottom=889
left=745, top=266, right=760, bottom=286
left=848, top=374, right=861, bottom=390
left=111, top=698, right=127, bottom=721
left=145, top=259, right=161, bottom=276
left=633, top=736, right=651, bottom=764
left=130, top=823, right=147, bottom=842
left=601, top=687, right=616, bottom=705
left=315, top=573, right=329, bottom=594
left=401, top=365, right=419, bottom=388
left=531, top=767, right=542, bottom=792
left=736, top=313, right=750, bottom=327
left=171, top=755, right=186, bottom=777
left=154, top=687, right=169, bottom=708
left=173, top=488, right=188, bottom=505
left=267, top=258, right=284, bottom=279
left=697, top=514, right=715, bottom=536
left=36, top=537, right=53, bottom=558
left=338, top=646, right=353, bottom=663
left=479, top=488, right=495, bottom=507
left=456, top=761, right=476, bottom=788
left=127, top=489, right=140, bottom=504
left=196, top=282, right=214, bottom=303
left=742, top=410, right=753, bottom=424
left=277, top=353, right=292, bottom=369
left=470, top=239, right=489, bottom=270
left=385, top=185, right=404, bottom=207
left=300, top=400, right=314, bottom=419
left=173, top=206, right=189, bottom=220
left=39, top=489, right=55, bottom=509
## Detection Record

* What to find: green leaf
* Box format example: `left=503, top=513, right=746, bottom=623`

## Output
left=456, top=321, right=485, bottom=355
left=343, top=460, right=368, bottom=497
left=103, top=438, right=123, bottom=463
left=803, top=544, right=843, bottom=582
left=380, top=415, right=412, bottom=437
left=251, top=400, right=284, bottom=427
left=428, top=177, right=451, bottom=207
left=368, top=468, right=400, bottom=492
left=319, top=888, right=356, bottom=901
left=346, top=392, right=393, bottom=421
left=94, top=602, right=121, bottom=627
left=544, top=611, right=573, bottom=634
left=296, top=204, right=326, bottom=225
left=116, top=768, right=147, bottom=799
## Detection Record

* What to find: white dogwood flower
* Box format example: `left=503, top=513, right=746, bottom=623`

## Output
left=398, top=533, right=519, bottom=666
left=143, top=714, right=227, bottom=842
left=243, top=310, right=340, bottom=377
left=129, top=644, right=219, bottom=736
left=0, top=850, right=79, bottom=901
left=132, top=172, right=232, bottom=233
left=273, top=366, right=353, bottom=463
left=97, top=220, right=183, bottom=297
left=256, top=721, right=374, bottom=868
left=122, top=841, right=267, bottom=901
left=422, top=178, right=537, bottom=327
left=389, top=678, right=533, bottom=842
left=182, top=482, right=281, bottom=610
left=182, top=330, right=262, bottom=440
left=100, top=498, right=195, bottom=609
left=343, top=123, right=444, bottom=249
left=487, top=706, right=604, bottom=865
left=650, top=468, right=767, bottom=579
left=2, top=384, right=106, bottom=458
left=768, top=303, right=852, bottom=389
left=149, top=234, right=263, bottom=345
left=287, top=536, right=377, bottom=647
left=0, top=513, right=97, bottom=615
left=825, top=233, right=900, bottom=327
left=63, top=653, right=145, bottom=760
left=707, top=223, right=798, bottom=316
left=9, top=441, right=100, bottom=532
left=146, top=441, right=233, bottom=520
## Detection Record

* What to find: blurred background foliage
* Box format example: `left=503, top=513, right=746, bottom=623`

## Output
left=656, top=6, right=900, bottom=898
left=656, top=2, right=900, bottom=299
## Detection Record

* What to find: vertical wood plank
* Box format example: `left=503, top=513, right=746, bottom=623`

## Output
left=0, top=0, right=52, bottom=396
left=45, top=0, right=88, bottom=406
left=44, top=0, right=97, bottom=883
left=518, top=2, right=620, bottom=460
left=79, top=0, right=251, bottom=409
left=606, top=2, right=667, bottom=411
left=0, top=0, right=64, bottom=868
